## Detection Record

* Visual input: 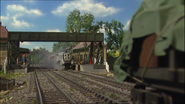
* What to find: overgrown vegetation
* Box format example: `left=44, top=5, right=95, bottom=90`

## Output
left=70, top=87, right=75, bottom=92
left=109, top=94, right=116, bottom=98
left=81, top=76, right=85, bottom=79
left=107, top=50, right=120, bottom=58
left=31, top=99, right=37, bottom=104
left=102, top=73, right=108, bottom=76
left=0, top=70, right=27, bottom=79
left=53, top=9, right=127, bottom=54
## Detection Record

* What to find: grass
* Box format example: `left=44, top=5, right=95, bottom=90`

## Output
left=7, top=96, right=11, bottom=99
left=70, top=88, right=75, bottom=92
left=80, top=79, right=84, bottom=82
left=95, top=88, right=100, bottom=91
left=109, top=94, right=116, bottom=98
left=47, top=80, right=51, bottom=83
left=0, top=70, right=27, bottom=79
left=31, top=99, right=37, bottom=104
left=0, top=95, right=3, bottom=99
left=102, top=74, right=108, bottom=76
left=86, top=93, right=90, bottom=96
left=81, top=76, right=85, bottom=79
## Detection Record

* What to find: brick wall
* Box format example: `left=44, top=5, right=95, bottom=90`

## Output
left=0, top=22, right=8, bottom=69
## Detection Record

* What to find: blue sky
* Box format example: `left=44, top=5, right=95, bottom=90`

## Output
left=1, top=0, right=143, bottom=52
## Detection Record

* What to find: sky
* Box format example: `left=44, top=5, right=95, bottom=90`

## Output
left=0, top=0, right=143, bottom=52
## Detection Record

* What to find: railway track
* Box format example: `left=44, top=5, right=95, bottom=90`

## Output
left=33, top=68, right=75, bottom=104
left=61, top=71, right=131, bottom=102
left=68, top=70, right=134, bottom=90
left=28, top=65, right=132, bottom=103
left=77, top=71, right=135, bottom=87
left=77, top=71, right=135, bottom=86
left=49, top=71, right=125, bottom=104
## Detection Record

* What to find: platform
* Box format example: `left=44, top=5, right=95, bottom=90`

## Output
left=79, top=65, right=107, bottom=73
left=6, top=64, right=29, bottom=73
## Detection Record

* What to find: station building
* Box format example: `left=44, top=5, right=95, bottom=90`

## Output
left=71, top=42, right=107, bottom=64
left=0, top=22, right=29, bottom=69
left=0, top=22, right=8, bottom=69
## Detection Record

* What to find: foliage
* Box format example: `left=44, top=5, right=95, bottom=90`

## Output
left=65, top=9, right=95, bottom=33
left=0, top=70, right=27, bottom=79
left=53, top=9, right=97, bottom=52
left=52, top=42, right=78, bottom=53
left=27, top=47, right=49, bottom=64
left=97, top=19, right=127, bottom=50
left=107, top=50, right=120, bottom=58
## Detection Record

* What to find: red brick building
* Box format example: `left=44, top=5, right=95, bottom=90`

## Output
left=0, top=22, right=8, bottom=69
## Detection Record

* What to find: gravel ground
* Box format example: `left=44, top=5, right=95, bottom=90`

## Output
left=46, top=71, right=105, bottom=104
left=35, top=69, right=71, bottom=104
left=60, top=71, right=130, bottom=102
left=67, top=71, right=131, bottom=93
left=0, top=68, right=133, bottom=104
left=68, top=71, right=134, bottom=91
left=72, top=70, right=135, bottom=87
left=1, top=72, right=36, bottom=104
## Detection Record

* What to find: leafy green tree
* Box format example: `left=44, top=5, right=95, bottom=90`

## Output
left=99, top=19, right=127, bottom=50
left=52, top=42, right=78, bottom=53
left=53, top=9, right=96, bottom=53
left=66, top=9, right=95, bottom=33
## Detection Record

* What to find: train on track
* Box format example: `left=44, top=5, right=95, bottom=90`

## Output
left=49, top=51, right=74, bottom=70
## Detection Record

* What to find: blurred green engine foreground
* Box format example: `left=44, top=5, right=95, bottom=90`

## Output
left=113, top=0, right=184, bottom=104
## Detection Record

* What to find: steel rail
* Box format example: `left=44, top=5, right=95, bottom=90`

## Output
left=76, top=71, right=135, bottom=86
left=51, top=71, right=122, bottom=104
left=34, top=70, right=44, bottom=104
left=62, top=71, right=131, bottom=96
left=69, top=70, right=134, bottom=88
left=39, top=69, right=76, bottom=104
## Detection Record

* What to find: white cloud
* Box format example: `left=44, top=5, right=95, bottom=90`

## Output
left=123, top=20, right=131, bottom=30
left=7, top=5, right=43, bottom=17
left=51, top=0, right=120, bottom=17
left=35, top=46, right=40, bottom=49
left=20, top=42, right=30, bottom=45
left=1, top=4, right=42, bottom=28
left=46, top=29, right=61, bottom=32
left=12, top=16, right=32, bottom=28
left=0, top=13, right=9, bottom=21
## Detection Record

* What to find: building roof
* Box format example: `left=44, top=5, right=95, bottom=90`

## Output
left=0, top=22, right=8, bottom=38
left=72, top=42, right=106, bottom=50
left=19, top=48, right=30, bottom=53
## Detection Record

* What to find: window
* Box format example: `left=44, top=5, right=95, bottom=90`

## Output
left=0, top=43, right=7, bottom=51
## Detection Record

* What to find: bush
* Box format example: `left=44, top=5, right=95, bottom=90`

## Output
left=107, top=50, right=120, bottom=58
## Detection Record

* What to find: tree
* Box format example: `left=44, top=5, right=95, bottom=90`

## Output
left=53, top=9, right=96, bottom=53
left=65, top=9, right=95, bottom=33
left=27, top=47, right=49, bottom=64
left=52, top=42, right=78, bottom=53
left=101, top=19, right=127, bottom=50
